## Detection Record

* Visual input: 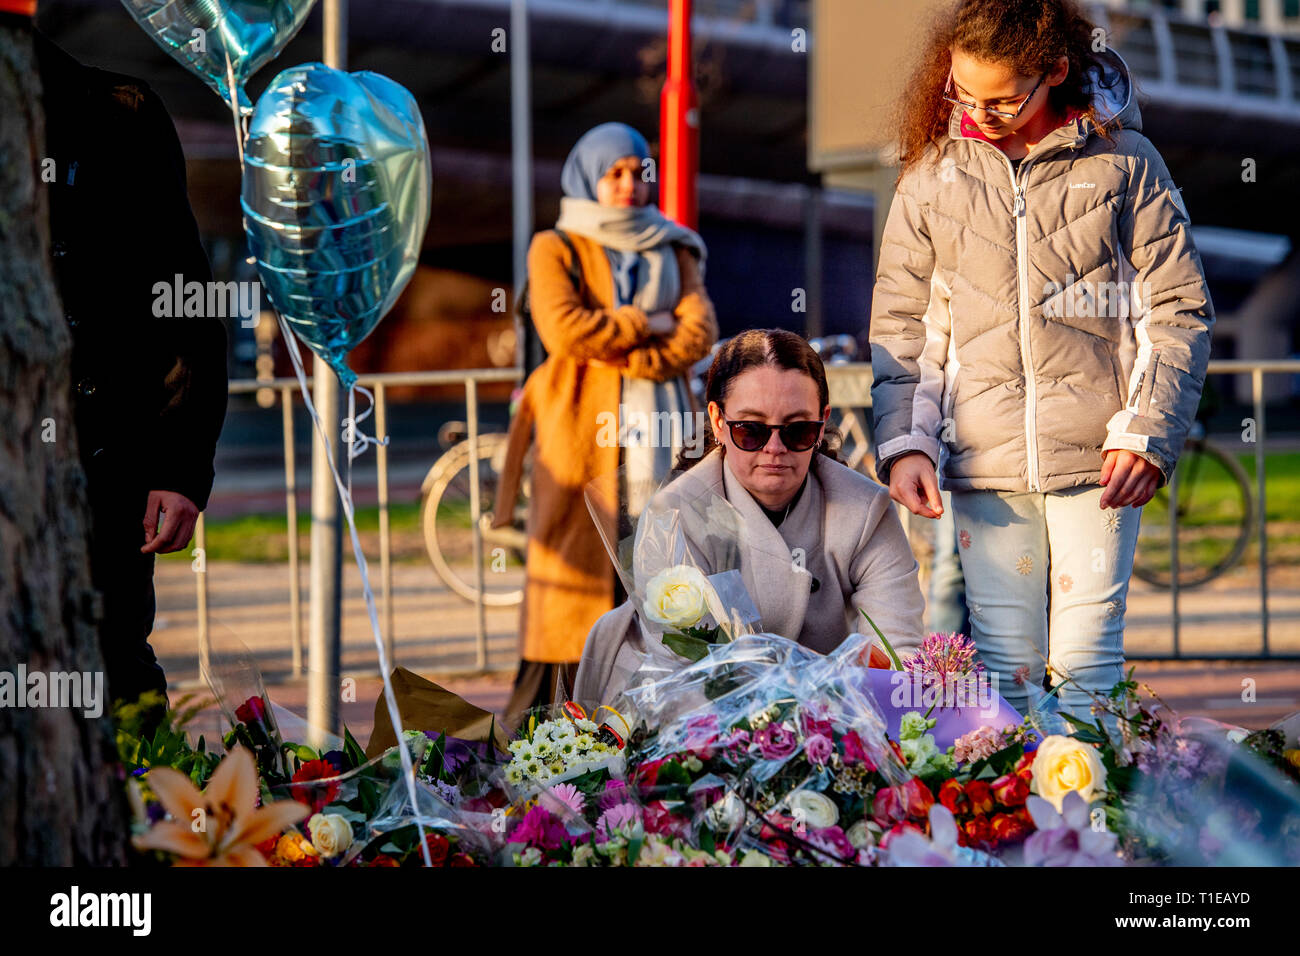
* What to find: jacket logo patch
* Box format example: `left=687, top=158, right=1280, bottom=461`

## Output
left=1069, top=181, right=1096, bottom=189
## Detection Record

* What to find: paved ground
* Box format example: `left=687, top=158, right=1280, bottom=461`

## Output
left=151, top=555, right=1300, bottom=746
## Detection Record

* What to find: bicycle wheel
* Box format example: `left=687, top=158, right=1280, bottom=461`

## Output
left=1132, top=438, right=1253, bottom=589
left=421, top=432, right=527, bottom=606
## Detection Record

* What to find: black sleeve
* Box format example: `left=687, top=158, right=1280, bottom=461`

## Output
left=133, top=85, right=229, bottom=512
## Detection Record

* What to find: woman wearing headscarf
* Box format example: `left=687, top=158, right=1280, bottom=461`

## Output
left=493, top=122, right=718, bottom=727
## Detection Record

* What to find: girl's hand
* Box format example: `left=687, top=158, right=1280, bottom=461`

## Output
left=888, top=451, right=943, bottom=519
left=1099, top=450, right=1161, bottom=509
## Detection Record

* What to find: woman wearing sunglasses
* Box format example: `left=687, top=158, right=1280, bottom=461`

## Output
left=574, top=329, right=925, bottom=704
left=869, top=0, right=1214, bottom=723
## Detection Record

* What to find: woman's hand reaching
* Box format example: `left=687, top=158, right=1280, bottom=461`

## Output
left=888, top=451, right=943, bottom=519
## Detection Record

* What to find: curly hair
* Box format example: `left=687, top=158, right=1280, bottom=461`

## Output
left=895, top=0, right=1122, bottom=182
left=675, top=329, right=845, bottom=471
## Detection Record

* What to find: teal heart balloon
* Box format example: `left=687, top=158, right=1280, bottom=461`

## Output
left=120, top=0, right=317, bottom=113
left=241, top=63, right=432, bottom=390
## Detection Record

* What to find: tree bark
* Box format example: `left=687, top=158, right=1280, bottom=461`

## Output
left=0, top=20, right=128, bottom=865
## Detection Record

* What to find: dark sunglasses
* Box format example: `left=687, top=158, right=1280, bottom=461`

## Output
left=724, top=419, right=824, bottom=453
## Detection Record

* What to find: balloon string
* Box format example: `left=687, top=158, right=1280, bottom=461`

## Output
left=223, top=48, right=245, bottom=173
left=273, top=310, right=433, bottom=868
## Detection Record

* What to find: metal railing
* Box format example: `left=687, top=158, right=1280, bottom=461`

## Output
left=196, top=367, right=519, bottom=679
left=190, top=359, right=1297, bottom=673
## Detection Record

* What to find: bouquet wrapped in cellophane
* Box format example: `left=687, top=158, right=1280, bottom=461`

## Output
left=585, top=464, right=773, bottom=666
left=614, top=631, right=926, bottom=865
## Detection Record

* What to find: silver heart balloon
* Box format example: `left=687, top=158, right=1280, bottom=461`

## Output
left=241, top=63, right=432, bottom=390
left=120, top=0, right=317, bottom=113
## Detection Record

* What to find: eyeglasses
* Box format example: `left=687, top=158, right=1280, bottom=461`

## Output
left=724, top=419, right=824, bottom=453
left=943, top=68, right=1047, bottom=121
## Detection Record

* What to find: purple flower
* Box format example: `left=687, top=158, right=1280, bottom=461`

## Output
left=683, top=714, right=721, bottom=756
left=756, top=722, right=799, bottom=761
left=720, top=728, right=752, bottom=762
left=600, top=780, right=631, bottom=811
left=596, top=802, right=642, bottom=843
left=1022, top=792, right=1121, bottom=866
left=806, top=826, right=856, bottom=863
left=904, top=632, right=985, bottom=701
left=805, top=734, right=833, bottom=766
left=508, top=805, right=568, bottom=851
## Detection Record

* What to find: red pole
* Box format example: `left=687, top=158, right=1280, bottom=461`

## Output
left=660, top=0, right=698, bottom=229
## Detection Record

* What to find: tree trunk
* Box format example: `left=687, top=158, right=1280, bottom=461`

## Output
left=0, top=20, right=127, bottom=865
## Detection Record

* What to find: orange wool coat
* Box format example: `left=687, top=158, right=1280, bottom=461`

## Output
left=492, top=229, right=718, bottom=662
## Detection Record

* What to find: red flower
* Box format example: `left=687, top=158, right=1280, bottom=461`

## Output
left=964, top=779, right=994, bottom=815
left=255, top=835, right=280, bottom=858
left=1014, top=752, right=1035, bottom=776
left=634, top=758, right=666, bottom=791
left=991, top=773, right=1029, bottom=808
left=871, top=786, right=905, bottom=827
left=235, top=695, right=267, bottom=725
left=290, top=759, right=340, bottom=814
left=889, top=740, right=906, bottom=765
left=422, top=833, right=451, bottom=866
left=902, top=778, right=935, bottom=819
left=872, top=779, right=934, bottom=826
left=962, top=815, right=993, bottom=847
left=368, top=854, right=400, bottom=867
left=448, top=852, right=476, bottom=867
left=879, top=821, right=923, bottom=850
left=937, top=779, right=968, bottom=815
left=841, top=731, right=876, bottom=770
left=990, top=812, right=1031, bottom=844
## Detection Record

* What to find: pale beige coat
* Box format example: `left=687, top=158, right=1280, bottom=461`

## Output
left=572, top=446, right=925, bottom=704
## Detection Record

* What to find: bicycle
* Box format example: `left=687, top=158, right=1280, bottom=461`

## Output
left=420, top=418, right=529, bottom=606
left=1131, top=421, right=1254, bottom=590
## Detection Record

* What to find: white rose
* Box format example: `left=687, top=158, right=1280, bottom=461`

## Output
left=846, top=820, right=876, bottom=850
left=787, top=790, right=839, bottom=830
left=307, top=813, right=354, bottom=859
left=704, top=792, right=747, bottom=831
left=643, top=565, right=710, bottom=629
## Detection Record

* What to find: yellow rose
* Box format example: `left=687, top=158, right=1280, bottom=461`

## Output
left=1284, top=749, right=1300, bottom=771
left=1031, top=735, right=1108, bottom=812
left=642, top=565, right=710, bottom=629
left=307, top=812, right=354, bottom=859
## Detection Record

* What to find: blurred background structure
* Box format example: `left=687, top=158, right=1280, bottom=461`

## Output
left=32, top=0, right=1300, bottom=733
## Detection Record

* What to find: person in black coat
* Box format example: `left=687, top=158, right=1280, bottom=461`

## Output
left=34, top=25, right=229, bottom=709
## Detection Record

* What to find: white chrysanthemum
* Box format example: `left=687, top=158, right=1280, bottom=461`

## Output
left=533, top=739, right=554, bottom=758
left=576, top=719, right=598, bottom=733
left=508, top=739, right=526, bottom=754
left=574, top=734, right=595, bottom=751
left=505, top=766, right=525, bottom=785
left=523, top=759, right=543, bottom=778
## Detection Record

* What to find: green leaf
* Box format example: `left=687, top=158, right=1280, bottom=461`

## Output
left=343, top=727, right=367, bottom=770
left=858, top=609, right=904, bottom=669
left=1060, top=712, right=1107, bottom=744
left=662, top=632, right=711, bottom=662
left=699, top=826, right=716, bottom=855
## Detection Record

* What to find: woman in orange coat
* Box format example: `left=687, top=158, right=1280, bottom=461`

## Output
left=493, top=122, right=718, bottom=726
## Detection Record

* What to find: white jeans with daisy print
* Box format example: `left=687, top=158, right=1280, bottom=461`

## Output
left=947, top=484, right=1143, bottom=727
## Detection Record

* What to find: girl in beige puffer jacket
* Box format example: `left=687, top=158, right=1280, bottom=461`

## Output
left=869, top=0, right=1214, bottom=724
